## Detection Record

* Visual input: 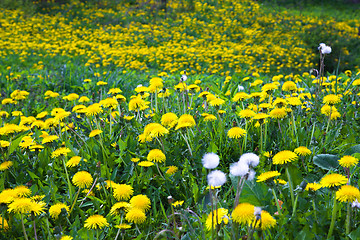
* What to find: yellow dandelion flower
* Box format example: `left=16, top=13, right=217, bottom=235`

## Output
left=51, top=147, right=71, bottom=158
left=130, top=195, right=151, bottom=212
left=60, top=236, right=73, bottom=240
left=305, top=183, right=322, bottom=191
left=0, top=161, right=13, bottom=171
left=172, top=200, right=184, bottom=207
left=110, top=202, right=131, bottom=215
left=85, top=103, right=103, bottom=116
left=227, top=127, right=246, bottom=139
left=232, top=92, right=250, bottom=102
left=339, top=156, right=359, bottom=168
left=84, top=215, right=109, bottom=229
left=269, top=108, right=287, bottom=119
left=166, top=166, right=178, bottom=175
left=66, top=156, right=83, bottom=167
left=0, top=216, right=9, bottom=231
left=147, top=149, right=166, bottom=163
left=272, top=150, right=298, bottom=165
left=138, top=161, right=154, bottom=167
left=294, top=146, right=312, bottom=156
left=113, top=184, right=134, bottom=201
left=252, top=210, right=276, bottom=230
left=14, top=185, right=32, bottom=197
left=256, top=171, right=281, bottom=182
left=115, top=223, right=132, bottom=229
left=125, top=208, right=146, bottom=224
left=209, top=98, right=225, bottom=107
left=89, top=129, right=103, bottom=137
left=232, top=203, right=255, bottom=225
left=282, top=81, right=297, bottom=92
left=323, top=94, right=341, bottom=105
left=238, top=109, right=256, bottom=119
left=336, top=185, right=360, bottom=203
left=49, top=203, right=69, bottom=219
left=204, top=114, right=217, bottom=122
left=205, top=208, right=229, bottom=231
left=320, top=173, right=348, bottom=188
left=42, top=135, right=59, bottom=144
left=72, top=171, right=93, bottom=188
left=175, top=114, right=196, bottom=130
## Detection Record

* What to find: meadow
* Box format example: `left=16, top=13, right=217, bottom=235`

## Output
left=0, top=0, right=360, bottom=239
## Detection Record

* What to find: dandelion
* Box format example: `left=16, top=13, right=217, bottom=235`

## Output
left=166, top=166, right=178, bottom=175
left=272, top=150, right=298, bottom=165
left=130, top=195, right=151, bottom=212
left=238, top=109, right=256, bottom=119
left=138, top=161, right=154, bottom=167
left=175, top=114, right=196, bottom=130
left=205, top=208, right=229, bottom=230
left=0, top=216, right=9, bottom=231
left=204, top=114, right=217, bottom=122
left=60, top=236, right=73, bottom=240
left=0, top=161, right=13, bottom=171
left=51, top=147, right=71, bottom=158
left=125, top=208, right=146, bottom=224
left=320, top=173, right=348, bottom=188
left=269, top=108, right=287, bottom=119
left=232, top=92, right=250, bottom=102
left=0, top=140, right=10, bottom=148
left=115, top=223, right=132, bottom=229
left=207, top=170, right=226, bottom=187
left=323, top=94, right=340, bottom=105
left=161, top=112, right=178, bottom=128
left=110, top=202, right=130, bottom=215
left=305, top=183, right=322, bottom=191
left=294, top=146, right=312, bottom=156
left=232, top=203, right=255, bottom=225
left=282, top=81, right=297, bottom=92
left=113, top=184, right=134, bottom=201
left=84, top=215, right=109, bottom=229
left=202, top=152, right=220, bottom=169
left=239, top=153, right=260, bottom=167
left=72, top=171, right=93, bottom=188
left=252, top=210, right=277, bottom=230
left=49, top=203, right=69, bottom=219
left=66, top=156, right=83, bottom=167
left=227, top=127, right=246, bottom=139
left=339, top=156, right=359, bottom=168
left=172, top=200, right=184, bottom=207
left=89, top=129, right=103, bottom=137
left=14, top=185, right=32, bottom=197
left=230, top=161, right=249, bottom=177
left=256, top=171, right=281, bottom=182
left=42, top=135, right=59, bottom=144
left=85, top=103, right=103, bottom=116
left=147, top=149, right=166, bottom=163
left=318, top=43, right=332, bottom=54
left=336, top=185, right=360, bottom=203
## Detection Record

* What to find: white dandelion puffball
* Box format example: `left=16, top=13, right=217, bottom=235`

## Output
left=202, top=152, right=220, bottom=169
left=207, top=170, right=227, bottom=187
left=239, top=153, right=260, bottom=167
left=230, top=161, right=249, bottom=177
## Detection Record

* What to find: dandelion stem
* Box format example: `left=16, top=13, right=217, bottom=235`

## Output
left=21, top=214, right=29, bottom=240
left=155, top=163, right=166, bottom=180
left=327, top=195, right=337, bottom=239
left=272, top=188, right=282, bottom=216
left=69, top=188, right=81, bottom=214
left=114, top=228, right=121, bottom=240
left=179, top=130, right=192, bottom=156
left=33, top=218, right=38, bottom=240
left=291, top=111, right=299, bottom=147
left=62, top=157, right=73, bottom=200
left=233, top=176, right=246, bottom=208
left=285, top=167, right=295, bottom=208
left=346, top=202, right=351, bottom=235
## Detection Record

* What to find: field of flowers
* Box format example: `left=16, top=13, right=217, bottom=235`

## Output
left=1, top=0, right=360, bottom=239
